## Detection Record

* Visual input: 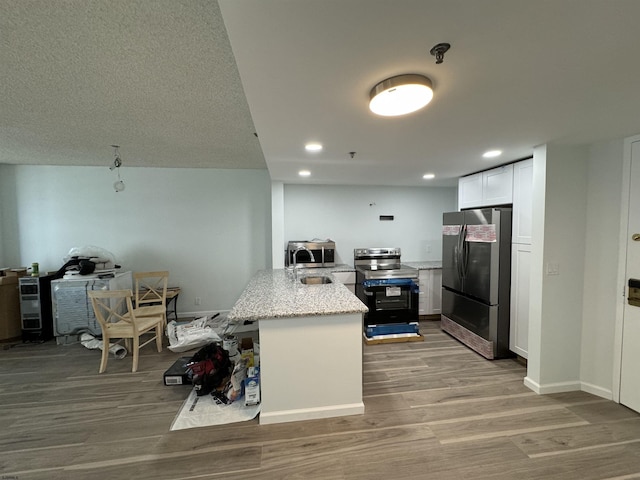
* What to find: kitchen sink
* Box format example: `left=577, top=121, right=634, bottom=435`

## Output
left=299, top=275, right=333, bottom=285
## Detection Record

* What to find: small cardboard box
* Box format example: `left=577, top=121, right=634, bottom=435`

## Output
left=0, top=275, right=18, bottom=285
left=163, top=357, right=193, bottom=386
left=240, top=337, right=254, bottom=367
left=6, top=268, right=27, bottom=278
left=0, top=277, right=21, bottom=341
left=245, top=366, right=260, bottom=406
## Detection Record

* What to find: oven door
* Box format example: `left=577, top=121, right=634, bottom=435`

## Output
left=357, top=278, right=419, bottom=326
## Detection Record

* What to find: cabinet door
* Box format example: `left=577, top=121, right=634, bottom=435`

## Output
left=417, top=269, right=442, bottom=315
left=482, top=164, right=514, bottom=206
left=429, top=269, right=442, bottom=314
left=458, top=173, right=483, bottom=210
left=418, top=271, right=429, bottom=315
left=510, top=244, right=531, bottom=358
left=512, top=159, right=533, bottom=244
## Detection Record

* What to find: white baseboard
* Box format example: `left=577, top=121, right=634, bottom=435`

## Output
left=259, top=402, right=365, bottom=425
left=524, top=376, right=581, bottom=394
left=580, top=382, right=613, bottom=400
left=524, top=376, right=613, bottom=400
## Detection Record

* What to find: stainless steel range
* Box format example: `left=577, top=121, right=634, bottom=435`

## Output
left=354, top=248, right=419, bottom=332
left=354, top=247, right=418, bottom=280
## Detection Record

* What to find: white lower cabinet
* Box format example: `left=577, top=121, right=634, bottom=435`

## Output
left=332, top=270, right=356, bottom=294
left=418, top=269, right=442, bottom=315
left=510, top=244, right=531, bottom=358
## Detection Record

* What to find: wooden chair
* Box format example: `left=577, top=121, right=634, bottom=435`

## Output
left=88, top=289, right=163, bottom=373
left=131, top=271, right=170, bottom=327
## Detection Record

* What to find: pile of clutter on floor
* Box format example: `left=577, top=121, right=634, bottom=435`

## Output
left=164, top=313, right=260, bottom=408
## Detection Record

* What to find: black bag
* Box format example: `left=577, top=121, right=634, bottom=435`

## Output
left=187, top=343, right=231, bottom=396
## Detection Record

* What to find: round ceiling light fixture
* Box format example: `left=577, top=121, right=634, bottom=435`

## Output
left=369, top=74, right=434, bottom=117
left=305, top=143, right=323, bottom=152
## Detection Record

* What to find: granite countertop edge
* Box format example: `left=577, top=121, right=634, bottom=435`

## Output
left=228, top=269, right=367, bottom=322
left=404, top=261, right=442, bottom=270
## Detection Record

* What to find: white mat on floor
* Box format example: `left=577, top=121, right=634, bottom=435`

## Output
left=170, top=388, right=261, bottom=431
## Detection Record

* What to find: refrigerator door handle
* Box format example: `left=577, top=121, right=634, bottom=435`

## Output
left=462, top=224, right=469, bottom=278
left=459, top=224, right=468, bottom=279
left=455, top=226, right=464, bottom=279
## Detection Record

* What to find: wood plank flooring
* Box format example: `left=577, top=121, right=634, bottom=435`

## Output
left=1, top=320, right=639, bottom=479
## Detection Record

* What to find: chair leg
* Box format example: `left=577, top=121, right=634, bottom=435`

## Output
left=155, top=323, right=163, bottom=352
left=99, top=334, right=110, bottom=373
left=132, top=336, right=140, bottom=373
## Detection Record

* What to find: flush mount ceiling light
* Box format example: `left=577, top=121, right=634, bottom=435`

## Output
left=298, top=170, right=311, bottom=177
left=423, top=173, right=435, bottom=180
left=305, top=143, right=323, bottom=152
left=369, top=74, right=434, bottom=117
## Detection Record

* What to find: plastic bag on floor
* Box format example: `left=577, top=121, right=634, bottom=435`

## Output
left=80, top=333, right=127, bottom=359
left=167, top=315, right=222, bottom=353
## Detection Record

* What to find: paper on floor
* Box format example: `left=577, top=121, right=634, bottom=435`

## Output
left=170, top=388, right=260, bottom=431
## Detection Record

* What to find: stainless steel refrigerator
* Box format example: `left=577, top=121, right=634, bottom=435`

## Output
left=441, top=208, right=512, bottom=359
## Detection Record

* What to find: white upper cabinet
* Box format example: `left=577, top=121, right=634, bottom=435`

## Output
left=482, top=164, right=514, bottom=206
left=458, top=172, right=483, bottom=209
left=458, top=164, right=513, bottom=209
left=512, top=158, right=533, bottom=244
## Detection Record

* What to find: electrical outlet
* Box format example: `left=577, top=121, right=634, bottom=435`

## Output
left=195, top=297, right=201, bottom=305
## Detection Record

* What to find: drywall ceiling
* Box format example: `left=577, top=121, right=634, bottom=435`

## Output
left=3, top=1, right=640, bottom=187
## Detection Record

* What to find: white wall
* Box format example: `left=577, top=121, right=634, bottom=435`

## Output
left=282, top=184, right=457, bottom=266
left=271, top=181, right=285, bottom=268
left=579, top=139, right=624, bottom=398
left=527, top=144, right=588, bottom=393
left=1, top=165, right=271, bottom=315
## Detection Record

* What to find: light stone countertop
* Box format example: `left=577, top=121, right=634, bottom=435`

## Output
left=404, top=261, right=442, bottom=270
left=228, top=269, right=367, bottom=322
left=287, top=263, right=355, bottom=274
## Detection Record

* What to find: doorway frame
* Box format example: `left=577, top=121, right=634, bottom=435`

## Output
left=613, top=134, right=640, bottom=403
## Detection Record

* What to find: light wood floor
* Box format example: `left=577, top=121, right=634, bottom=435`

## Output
left=1, top=320, right=640, bottom=480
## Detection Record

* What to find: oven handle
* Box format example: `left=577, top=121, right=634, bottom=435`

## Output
left=362, top=279, right=419, bottom=293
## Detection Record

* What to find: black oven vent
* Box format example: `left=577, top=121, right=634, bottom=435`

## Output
left=379, top=215, right=394, bottom=221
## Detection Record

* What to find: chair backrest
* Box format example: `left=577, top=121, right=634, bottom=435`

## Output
left=88, top=289, right=138, bottom=332
left=133, top=271, right=169, bottom=307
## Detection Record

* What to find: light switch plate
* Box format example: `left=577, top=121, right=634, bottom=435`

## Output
left=546, top=263, right=560, bottom=275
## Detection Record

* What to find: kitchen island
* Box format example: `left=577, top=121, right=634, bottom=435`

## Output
left=228, top=269, right=368, bottom=425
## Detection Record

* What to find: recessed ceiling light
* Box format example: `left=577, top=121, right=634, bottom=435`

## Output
left=423, top=173, right=435, bottom=180
left=305, top=143, right=323, bottom=152
left=369, top=74, right=434, bottom=117
left=298, top=170, right=311, bottom=177
left=483, top=150, right=502, bottom=158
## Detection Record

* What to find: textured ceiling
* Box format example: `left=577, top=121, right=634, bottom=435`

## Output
left=0, top=0, right=265, bottom=169
left=3, top=1, right=640, bottom=187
